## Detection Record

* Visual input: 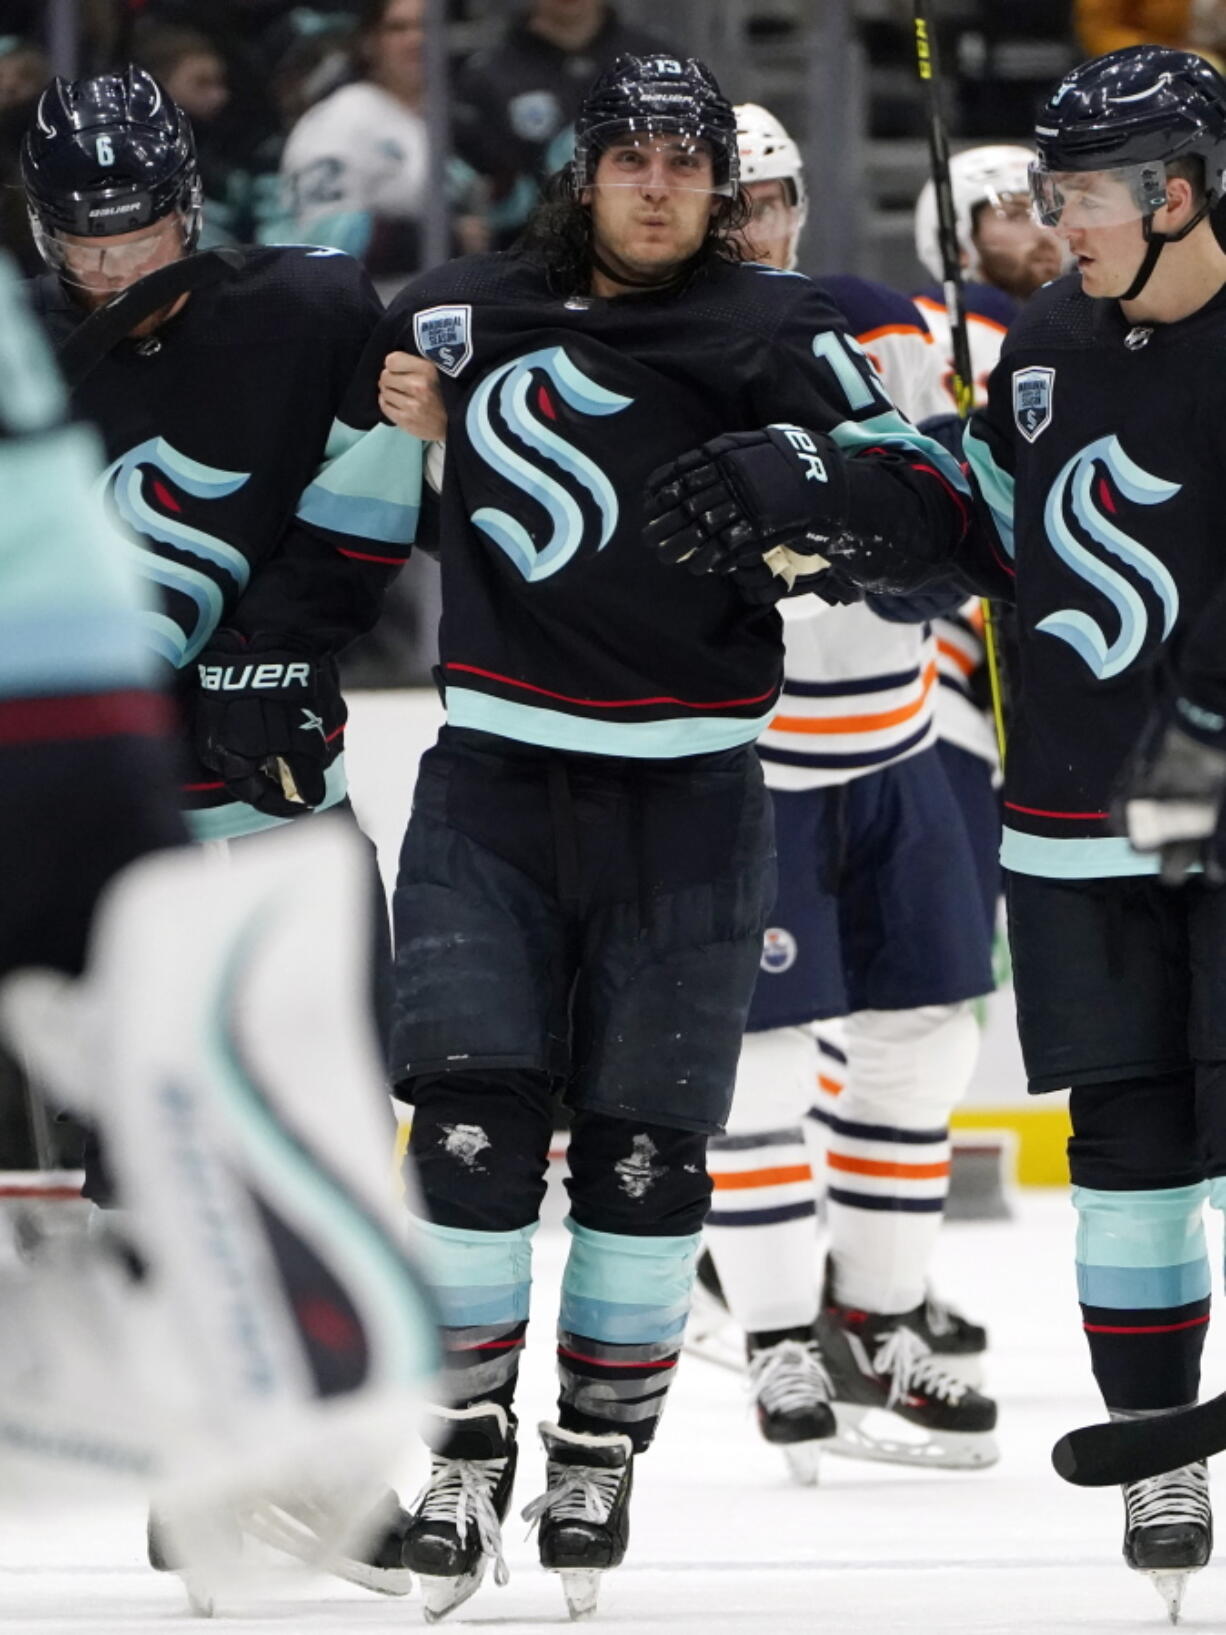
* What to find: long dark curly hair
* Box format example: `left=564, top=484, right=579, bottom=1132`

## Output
left=514, top=165, right=753, bottom=296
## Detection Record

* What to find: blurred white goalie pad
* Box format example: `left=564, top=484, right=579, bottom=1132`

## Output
left=0, top=820, right=437, bottom=1519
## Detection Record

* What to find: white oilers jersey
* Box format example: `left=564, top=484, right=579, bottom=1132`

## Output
left=912, top=283, right=1018, bottom=410
left=756, top=275, right=946, bottom=791
left=281, top=82, right=428, bottom=245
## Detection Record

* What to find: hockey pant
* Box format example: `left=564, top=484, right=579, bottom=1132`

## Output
left=705, top=1003, right=980, bottom=1332
left=409, top=1068, right=709, bottom=1453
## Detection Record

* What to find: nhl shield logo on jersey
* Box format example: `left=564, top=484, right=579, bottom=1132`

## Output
left=414, top=305, right=473, bottom=378
left=760, top=927, right=798, bottom=974
left=1013, top=366, right=1055, bottom=443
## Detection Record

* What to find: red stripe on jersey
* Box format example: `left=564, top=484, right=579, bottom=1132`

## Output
left=445, top=663, right=776, bottom=712
left=336, top=545, right=411, bottom=565
left=0, top=689, right=170, bottom=747
left=1005, top=801, right=1109, bottom=821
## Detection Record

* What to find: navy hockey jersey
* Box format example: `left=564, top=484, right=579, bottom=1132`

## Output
left=361, top=252, right=970, bottom=760
left=28, top=247, right=422, bottom=839
left=961, top=275, right=1226, bottom=877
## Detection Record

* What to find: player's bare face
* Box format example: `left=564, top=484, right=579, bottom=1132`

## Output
left=971, top=196, right=1063, bottom=300
left=738, top=179, right=799, bottom=270
left=1047, top=172, right=1148, bottom=298
left=586, top=137, right=718, bottom=284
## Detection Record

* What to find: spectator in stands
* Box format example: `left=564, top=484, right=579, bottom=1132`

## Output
left=452, top=0, right=678, bottom=249
left=0, top=38, right=48, bottom=273
left=1076, top=0, right=1226, bottom=67
left=279, top=0, right=484, bottom=289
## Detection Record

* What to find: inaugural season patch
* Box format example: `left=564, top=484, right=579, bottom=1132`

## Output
left=1013, top=365, right=1055, bottom=443
left=413, top=304, right=473, bottom=378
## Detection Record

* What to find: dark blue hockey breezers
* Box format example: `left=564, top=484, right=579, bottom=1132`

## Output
left=390, top=726, right=776, bottom=1134
left=747, top=746, right=995, bottom=1032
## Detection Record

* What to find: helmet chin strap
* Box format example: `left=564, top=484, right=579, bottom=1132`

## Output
left=589, top=243, right=696, bottom=292
left=1120, top=197, right=1212, bottom=301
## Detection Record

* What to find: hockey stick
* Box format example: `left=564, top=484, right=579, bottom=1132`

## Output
left=1052, top=1396, right=1226, bottom=1487
left=910, top=0, right=1008, bottom=765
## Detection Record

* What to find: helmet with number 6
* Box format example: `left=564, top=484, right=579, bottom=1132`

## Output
left=21, top=66, right=202, bottom=272
left=914, top=144, right=1034, bottom=283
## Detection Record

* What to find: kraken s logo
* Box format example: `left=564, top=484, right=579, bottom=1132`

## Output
left=1039, top=434, right=1180, bottom=681
left=99, top=437, right=252, bottom=667
left=465, top=346, right=632, bottom=582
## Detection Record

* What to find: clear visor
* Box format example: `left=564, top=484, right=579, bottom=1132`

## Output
left=32, top=215, right=186, bottom=287
left=581, top=126, right=735, bottom=196
left=1029, top=159, right=1170, bottom=230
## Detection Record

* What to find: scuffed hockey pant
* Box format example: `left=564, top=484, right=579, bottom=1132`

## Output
left=409, top=1069, right=709, bottom=1452
left=705, top=1003, right=980, bottom=1331
left=1007, top=872, right=1226, bottom=1414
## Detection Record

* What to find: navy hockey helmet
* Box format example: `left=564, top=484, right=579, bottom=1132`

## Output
left=1032, top=46, right=1226, bottom=228
left=573, top=55, right=739, bottom=196
left=21, top=67, right=202, bottom=267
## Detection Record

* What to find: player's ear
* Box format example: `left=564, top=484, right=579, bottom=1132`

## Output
left=1160, top=172, right=1196, bottom=227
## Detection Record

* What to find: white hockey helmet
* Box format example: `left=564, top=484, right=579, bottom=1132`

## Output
left=914, top=143, right=1035, bottom=282
left=735, top=102, right=807, bottom=267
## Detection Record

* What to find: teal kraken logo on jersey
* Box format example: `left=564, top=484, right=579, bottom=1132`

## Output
left=1039, top=434, right=1180, bottom=681
left=465, top=346, right=633, bottom=582
left=99, top=438, right=252, bottom=668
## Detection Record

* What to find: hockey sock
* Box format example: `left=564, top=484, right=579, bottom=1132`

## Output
left=411, top=1217, right=537, bottom=1417
left=825, top=1003, right=978, bottom=1315
left=704, top=1025, right=821, bottom=1332
left=802, top=1025, right=848, bottom=1204
left=557, top=1218, right=698, bottom=1453
left=1074, top=1183, right=1210, bottom=1411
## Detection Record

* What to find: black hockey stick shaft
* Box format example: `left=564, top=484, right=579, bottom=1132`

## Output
left=1052, top=1393, right=1226, bottom=1487
left=910, top=0, right=1008, bottom=764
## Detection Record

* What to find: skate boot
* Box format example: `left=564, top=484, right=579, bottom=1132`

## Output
left=1122, top=1461, right=1212, bottom=1624
left=901, top=1288, right=989, bottom=1386
left=746, top=1326, right=836, bottom=1486
left=522, top=1422, right=633, bottom=1620
left=817, top=1295, right=998, bottom=1469
left=401, top=1402, right=516, bottom=1622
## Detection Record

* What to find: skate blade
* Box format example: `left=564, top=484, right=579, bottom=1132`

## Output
left=826, top=1405, right=999, bottom=1470
left=419, top=1565, right=487, bottom=1623
left=1142, top=1568, right=1202, bottom=1625
left=559, top=1568, right=602, bottom=1620
left=238, top=1502, right=413, bottom=1596
left=179, top=1572, right=216, bottom=1618
left=781, top=1442, right=822, bottom=1487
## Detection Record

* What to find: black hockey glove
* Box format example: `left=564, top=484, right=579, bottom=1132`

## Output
left=193, top=634, right=345, bottom=819
left=643, top=426, right=851, bottom=585
left=1111, top=703, right=1226, bottom=886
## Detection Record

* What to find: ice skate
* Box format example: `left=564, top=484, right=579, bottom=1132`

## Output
left=522, top=1422, right=633, bottom=1620
left=1122, top=1462, right=1212, bottom=1624
left=236, top=1485, right=414, bottom=1595
left=747, top=1327, right=835, bottom=1485
left=903, top=1287, right=989, bottom=1387
left=817, top=1296, right=998, bottom=1469
left=682, top=1248, right=743, bottom=1373
left=147, top=1503, right=244, bottom=1618
left=402, top=1402, right=516, bottom=1621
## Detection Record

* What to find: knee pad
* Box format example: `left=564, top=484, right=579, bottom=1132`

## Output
left=409, top=1069, right=555, bottom=1232
left=725, top=1026, right=817, bottom=1134
left=566, top=1112, right=711, bottom=1237
left=840, top=1002, right=979, bottom=1130
left=1069, top=1074, right=1200, bottom=1191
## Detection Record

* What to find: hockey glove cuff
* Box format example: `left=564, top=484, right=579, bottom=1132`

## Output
left=1111, top=706, right=1226, bottom=886
left=643, top=426, right=851, bottom=582
left=193, top=633, right=345, bottom=819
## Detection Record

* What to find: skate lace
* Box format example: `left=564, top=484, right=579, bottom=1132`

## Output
left=414, top=1456, right=510, bottom=1587
left=521, top=1463, right=623, bottom=1530
left=1125, top=1464, right=1210, bottom=1529
left=748, top=1339, right=833, bottom=1417
left=872, top=1324, right=967, bottom=1408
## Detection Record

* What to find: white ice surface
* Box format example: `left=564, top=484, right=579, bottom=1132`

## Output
left=6, top=1190, right=1222, bottom=1633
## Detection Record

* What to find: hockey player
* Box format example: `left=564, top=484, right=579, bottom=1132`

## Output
left=0, top=247, right=438, bottom=1611
left=366, top=53, right=971, bottom=1619
left=18, top=66, right=424, bottom=1596
left=645, top=43, right=1226, bottom=1622
left=695, top=102, right=997, bottom=1482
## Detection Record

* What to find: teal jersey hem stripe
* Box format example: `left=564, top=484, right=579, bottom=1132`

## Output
left=1001, top=826, right=1165, bottom=879
left=186, top=757, right=348, bottom=841
left=446, top=687, right=772, bottom=759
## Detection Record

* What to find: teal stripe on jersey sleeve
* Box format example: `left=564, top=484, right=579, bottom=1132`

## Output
left=0, top=423, right=156, bottom=698
left=963, top=419, right=1016, bottom=557
left=824, top=409, right=971, bottom=496
left=296, top=419, right=422, bottom=546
